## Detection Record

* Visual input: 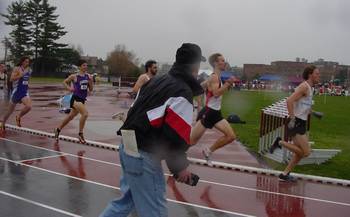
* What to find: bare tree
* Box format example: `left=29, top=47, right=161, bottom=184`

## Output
left=106, top=44, right=140, bottom=77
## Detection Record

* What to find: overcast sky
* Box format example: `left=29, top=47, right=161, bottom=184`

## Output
left=1, top=0, right=350, bottom=67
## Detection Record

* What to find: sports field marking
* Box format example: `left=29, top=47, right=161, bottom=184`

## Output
left=1, top=137, right=350, bottom=207
left=6, top=124, right=350, bottom=187
left=0, top=156, right=255, bottom=217
left=18, top=154, right=68, bottom=163
left=0, top=190, right=82, bottom=217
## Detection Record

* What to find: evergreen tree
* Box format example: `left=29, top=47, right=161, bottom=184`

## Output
left=2, top=0, right=32, bottom=62
left=39, top=0, right=67, bottom=57
left=26, top=0, right=45, bottom=60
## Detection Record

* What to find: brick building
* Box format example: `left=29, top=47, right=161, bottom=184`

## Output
left=243, top=59, right=348, bottom=82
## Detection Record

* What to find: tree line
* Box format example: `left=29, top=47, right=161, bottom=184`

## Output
left=2, top=0, right=80, bottom=76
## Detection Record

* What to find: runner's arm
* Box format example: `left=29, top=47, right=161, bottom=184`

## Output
left=10, top=67, right=24, bottom=81
left=210, top=74, right=231, bottom=97
left=132, top=75, right=146, bottom=94
left=286, top=84, right=308, bottom=118
left=63, top=75, right=75, bottom=92
left=88, top=74, right=93, bottom=92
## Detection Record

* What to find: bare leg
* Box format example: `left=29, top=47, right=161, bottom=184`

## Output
left=18, top=96, right=32, bottom=118
left=1, top=103, right=16, bottom=125
left=210, top=119, right=236, bottom=152
left=280, top=140, right=303, bottom=157
left=283, top=134, right=310, bottom=174
left=72, top=102, right=89, bottom=133
left=283, top=153, right=302, bottom=175
left=58, top=109, right=79, bottom=130
left=190, top=121, right=207, bottom=145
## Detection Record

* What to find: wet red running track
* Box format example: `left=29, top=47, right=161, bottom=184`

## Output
left=1, top=130, right=350, bottom=217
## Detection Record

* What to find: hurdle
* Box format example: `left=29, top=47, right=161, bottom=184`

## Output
left=259, top=98, right=340, bottom=165
left=258, top=98, right=305, bottom=162
left=259, top=98, right=291, bottom=155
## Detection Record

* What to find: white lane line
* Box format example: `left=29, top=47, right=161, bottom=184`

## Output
left=0, top=156, right=254, bottom=217
left=2, top=137, right=350, bottom=207
left=0, top=137, right=119, bottom=167
left=18, top=154, right=67, bottom=163
left=0, top=190, right=82, bottom=217
left=6, top=124, right=350, bottom=187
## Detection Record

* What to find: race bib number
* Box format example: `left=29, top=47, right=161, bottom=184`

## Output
left=80, top=84, right=88, bottom=90
left=80, top=80, right=88, bottom=90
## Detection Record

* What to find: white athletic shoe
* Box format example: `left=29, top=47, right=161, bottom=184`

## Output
left=112, top=112, right=126, bottom=122
left=202, top=147, right=213, bottom=166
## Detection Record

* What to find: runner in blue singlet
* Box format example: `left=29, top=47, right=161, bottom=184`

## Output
left=0, top=57, right=32, bottom=131
left=54, top=59, right=93, bottom=144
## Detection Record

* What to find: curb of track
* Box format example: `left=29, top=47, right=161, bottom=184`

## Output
left=5, top=124, right=350, bottom=187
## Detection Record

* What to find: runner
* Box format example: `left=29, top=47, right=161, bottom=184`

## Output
left=269, top=65, right=320, bottom=182
left=0, top=57, right=32, bottom=131
left=54, top=59, right=93, bottom=144
left=0, top=63, right=7, bottom=101
left=132, top=60, right=158, bottom=94
left=190, top=53, right=238, bottom=165
left=113, top=60, right=158, bottom=121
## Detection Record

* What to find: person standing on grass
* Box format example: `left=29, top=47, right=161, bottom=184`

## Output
left=190, top=53, right=238, bottom=165
left=269, top=65, right=320, bottom=182
left=0, top=57, right=32, bottom=131
left=54, top=59, right=93, bottom=144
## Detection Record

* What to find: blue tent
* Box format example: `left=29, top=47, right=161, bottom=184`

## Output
left=259, top=74, right=282, bottom=81
left=221, top=71, right=240, bottom=82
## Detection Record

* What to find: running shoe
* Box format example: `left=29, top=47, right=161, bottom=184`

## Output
left=279, top=173, right=297, bottom=182
left=202, top=147, right=213, bottom=166
left=78, top=132, right=87, bottom=144
left=112, top=112, right=125, bottom=122
left=269, top=137, right=282, bottom=154
left=54, top=128, right=61, bottom=141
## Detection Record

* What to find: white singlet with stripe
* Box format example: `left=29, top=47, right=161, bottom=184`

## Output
left=294, top=81, right=313, bottom=121
left=205, top=75, right=223, bottom=111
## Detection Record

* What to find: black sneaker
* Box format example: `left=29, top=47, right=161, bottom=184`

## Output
left=78, top=132, right=86, bottom=144
left=269, top=137, right=282, bottom=154
left=278, top=173, right=297, bottom=182
left=54, top=128, right=60, bottom=141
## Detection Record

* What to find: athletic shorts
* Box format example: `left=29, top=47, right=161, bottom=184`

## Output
left=11, top=91, right=29, bottom=104
left=196, top=107, right=223, bottom=129
left=70, top=95, right=86, bottom=109
left=287, top=117, right=307, bottom=137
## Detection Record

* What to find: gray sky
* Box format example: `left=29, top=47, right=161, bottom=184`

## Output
left=1, top=0, right=350, bottom=67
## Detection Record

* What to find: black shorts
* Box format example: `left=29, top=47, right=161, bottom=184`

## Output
left=196, top=107, right=223, bottom=129
left=70, top=95, right=86, bottom=109
left=287, top=117, right=307, bottom=137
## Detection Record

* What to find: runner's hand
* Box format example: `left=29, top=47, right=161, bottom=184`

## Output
left=226, top=76, right=236, bottom=85
left=175, top=169, right=192, bottom=183
left=288, top=117, right=296, bottom=129
left=312, top=111, right=324, bottom=119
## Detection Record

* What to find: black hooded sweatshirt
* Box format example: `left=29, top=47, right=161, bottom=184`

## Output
left=117, top=62, right=203, bottom=174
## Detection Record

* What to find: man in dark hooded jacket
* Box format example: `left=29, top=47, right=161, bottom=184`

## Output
left=100, top=43, right=205, bottom=217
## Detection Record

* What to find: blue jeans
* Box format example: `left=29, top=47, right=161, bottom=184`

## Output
left=100, top=144, right=167, bottom=217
